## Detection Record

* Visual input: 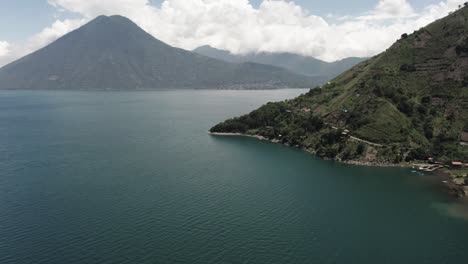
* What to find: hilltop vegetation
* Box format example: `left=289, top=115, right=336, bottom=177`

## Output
left=211, top=6, right=468, bottom=165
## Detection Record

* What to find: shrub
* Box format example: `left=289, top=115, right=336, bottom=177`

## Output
left=455, top=45, right=468, bottom=55
left=306, top=87, right=322, bottom=96
left=400, top=64, right=416, bottom=72
left=421, top=96, right=431, bottom=104
left=417, top=104, right=428, bottom=115
left=424, top=122, right=434, bottom=139
left=321, top=130, right=342, bottom=146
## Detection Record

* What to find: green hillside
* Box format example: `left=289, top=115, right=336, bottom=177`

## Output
left=211, top=6, right=468, bottom=165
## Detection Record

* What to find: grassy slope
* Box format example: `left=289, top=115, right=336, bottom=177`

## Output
left=211, top=6, right=468, bottom=164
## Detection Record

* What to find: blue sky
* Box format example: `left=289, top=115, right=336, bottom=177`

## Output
left=0, top=0, right=54, bottom=41
left=0, top=0, right=447, bottom=42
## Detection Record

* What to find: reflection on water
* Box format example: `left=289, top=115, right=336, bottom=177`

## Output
left=433, top=202, right=468, bottom=221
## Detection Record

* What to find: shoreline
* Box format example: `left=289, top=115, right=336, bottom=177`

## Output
left=209, top=132, right=411, bottom=168
left=433, top=170, right=468, bottom=198
left=209, top=132, right=467, bottom=197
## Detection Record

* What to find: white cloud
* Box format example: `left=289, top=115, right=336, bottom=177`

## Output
left=0, top=0, right=466, bottom=67
left=0, top=18, right=86, bottom=67
left=374, top=0, right=415, bottom=17
left=0, top=41, right=10, bottom=57
left=23, top=18, right=88, bottom=54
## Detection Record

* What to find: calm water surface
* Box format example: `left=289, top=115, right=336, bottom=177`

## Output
left=1, top=90, right=468, bottom=264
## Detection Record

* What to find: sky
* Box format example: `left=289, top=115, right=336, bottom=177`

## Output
left=0, top=0, right=466, bottom=66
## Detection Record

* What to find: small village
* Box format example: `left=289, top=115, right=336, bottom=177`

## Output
left=411, top=131, right=468, bottom=196
left=328, top=119, right=468, bottom=194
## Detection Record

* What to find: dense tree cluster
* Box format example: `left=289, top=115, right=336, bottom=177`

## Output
left=400, top=64, right=416, bottom=72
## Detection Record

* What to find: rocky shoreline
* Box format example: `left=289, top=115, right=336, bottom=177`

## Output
left=209, top=132, right=411, bottom=168
left=209, top=132, right=467, bottom=197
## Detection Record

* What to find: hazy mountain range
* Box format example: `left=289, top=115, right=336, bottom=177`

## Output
left=194, top=45, right=366, bottom=82
left=0, top=15, right=320, bottom=90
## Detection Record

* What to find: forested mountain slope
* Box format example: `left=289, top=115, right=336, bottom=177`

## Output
left=212, top=6, right=468, bottom=164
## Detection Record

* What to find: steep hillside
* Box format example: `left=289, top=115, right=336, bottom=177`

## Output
left=211, top=6, right=468, bottom=165
left=0, top=15, right=317, bottom=90
left=194, top=45, right=366, bottom=82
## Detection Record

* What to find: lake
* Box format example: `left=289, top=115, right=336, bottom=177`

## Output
left=1, top=90, right=468, bottom=264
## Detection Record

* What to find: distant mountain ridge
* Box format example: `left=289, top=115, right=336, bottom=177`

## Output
left=193, top=45, right=366, bottom=81
left=0, top=15, right=318, bottom=90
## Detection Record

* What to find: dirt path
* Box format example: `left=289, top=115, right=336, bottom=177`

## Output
left=348, top=136, right=385, bottom=147
left=329, top=125, right=385, bottom=147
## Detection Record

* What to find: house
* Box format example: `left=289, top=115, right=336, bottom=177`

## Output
left=340, top=129, right=351, bottom=139
left=452, top=162, right=463, bottom=168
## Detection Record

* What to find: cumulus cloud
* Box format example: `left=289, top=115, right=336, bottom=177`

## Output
left=373, top=0, right=415, bottom=18
left=0, top=18, right=86, bottom=67
left=0, top=0, right=466, bottom=66
left=24, top=18, right=87, bottom=53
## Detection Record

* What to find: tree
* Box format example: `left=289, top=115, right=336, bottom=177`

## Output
left=301, top=115, right=324, bottom=132
left=417, top=104, right=428, bottom=115
left=397, top=97, right=414, bottom=116
left=424, top=122, right=434, bottom=139
left=357, top=143, right=366, bottom=155
left=317, top=145, right=340, bottom=159
left=306, top=87, right=322, bottom=96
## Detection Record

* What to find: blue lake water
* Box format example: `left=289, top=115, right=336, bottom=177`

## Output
left=1, top=90, right=468, bottom=263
